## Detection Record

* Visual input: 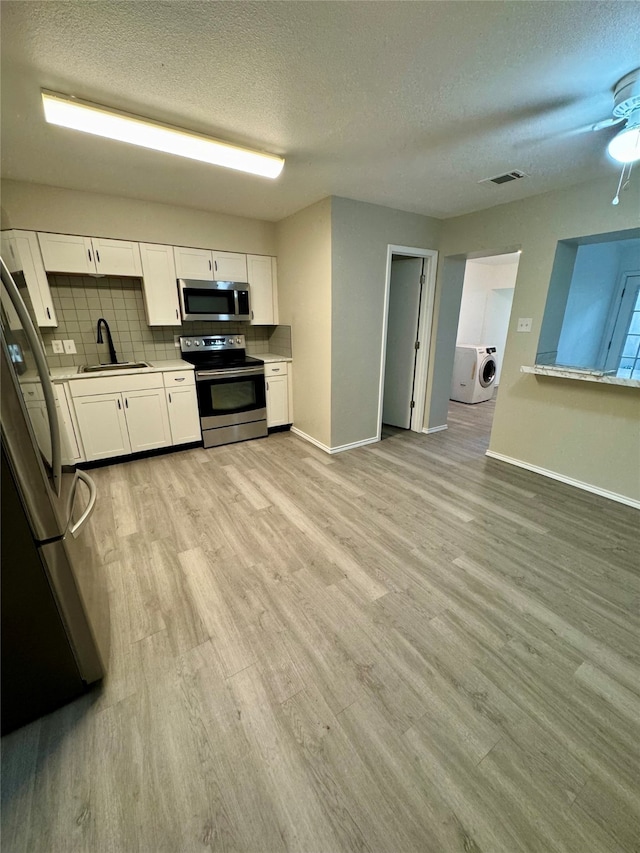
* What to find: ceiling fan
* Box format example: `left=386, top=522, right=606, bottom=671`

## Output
left=589, top=68, right=640, bottom=204
left=590, top=68, right=640, bottom=162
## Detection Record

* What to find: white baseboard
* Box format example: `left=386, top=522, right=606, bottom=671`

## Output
left=290, top=427, right=379, bottom=455
left=422, top=424, right=448, bottom=434
left=485, top=450, right=640, bottom=509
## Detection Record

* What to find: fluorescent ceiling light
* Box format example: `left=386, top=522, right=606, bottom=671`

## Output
left=41, top=90, right=284, bottom=179
left=607, top=108, right=640, bottom=164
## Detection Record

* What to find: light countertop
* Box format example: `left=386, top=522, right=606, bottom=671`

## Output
left=521, top=364, right=640, bottom=388
left=252, top=352, right=293, bottom=363
left=48, top=358, right=194, bottom=382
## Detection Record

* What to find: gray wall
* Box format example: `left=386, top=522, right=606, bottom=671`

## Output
left=330, top=197, right=440, bottom=448
left=434, top=177, right=640, bottom=503
left=276, top=198, right=333, bottom=447
left=1, top=180, right=276, bottom=255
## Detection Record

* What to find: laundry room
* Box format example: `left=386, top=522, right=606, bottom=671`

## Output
left=451, top=252, right=521, bottom=407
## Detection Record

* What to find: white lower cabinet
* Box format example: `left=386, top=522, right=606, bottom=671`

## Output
left=123, top=389, right=172, bottom=452
left=73, top=393, right=131, bottom=461
left=265, top=362, right=292, bottom=428
left=69, top=369, right=198, bottom=461
left=164, top=369, right=200, bottom=444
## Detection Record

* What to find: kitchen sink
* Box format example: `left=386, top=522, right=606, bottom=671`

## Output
left=79, top=361, right=151, bottom=373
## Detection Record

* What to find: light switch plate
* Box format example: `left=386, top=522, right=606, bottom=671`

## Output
left=63, top=339, right=77, bottom=354
left=51, top=340, right=64, bottom=354
left=517, top=317, right=533, bottom=332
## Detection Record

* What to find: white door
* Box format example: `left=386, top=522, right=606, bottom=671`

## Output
left=266, top=375, right=289, bottom=427
left=37, top=233, right=95, bottom=274
left=212, top=251, right=247, bottom=281
left=173, top=246, right=214, bottom=280
left=140, top=243, right=181, bottom=325
left=93, top=238, right=142, bottom=277
left=124, top=388, right=172, bottom=452
left=166, top=386, right=201, bottom=444
left=12, top=231, right=58, bottom=327
left=247, top=254, right=275, bottom=324
left=382, top=258, right=423, bottom=428
left=74, top=393, right=131, bottom=461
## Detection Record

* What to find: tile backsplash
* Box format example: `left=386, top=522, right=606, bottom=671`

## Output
left=41, top=275, right=291, bottom=367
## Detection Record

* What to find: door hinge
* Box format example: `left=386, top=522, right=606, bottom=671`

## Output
left=410, top=400, right=415, bottom=409
left=414, top=341, right=420, bottom=350
left=420, top=274, right=426, bottom=285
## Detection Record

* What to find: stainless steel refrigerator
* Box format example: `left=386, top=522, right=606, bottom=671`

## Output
left=1, top=258, right=108, bottom=735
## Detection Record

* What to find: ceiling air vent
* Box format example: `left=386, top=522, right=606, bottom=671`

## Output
left=479, top=170, right=529, bottom=186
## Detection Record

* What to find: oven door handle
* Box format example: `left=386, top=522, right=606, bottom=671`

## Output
left=196, top=366, right=265, bottom=380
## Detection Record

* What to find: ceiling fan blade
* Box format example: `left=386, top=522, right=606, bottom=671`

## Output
left=590, top=116, right=626, bottom=132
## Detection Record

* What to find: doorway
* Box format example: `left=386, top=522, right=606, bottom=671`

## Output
left=378, top=245, right=438, bottom=436
left=451, top=251, right=520, bottom=432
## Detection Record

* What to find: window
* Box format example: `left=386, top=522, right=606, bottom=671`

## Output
left=536, top=229, right=640, bottom=376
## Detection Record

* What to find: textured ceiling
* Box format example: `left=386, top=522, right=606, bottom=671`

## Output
left=1, top=1, right=639, bottom=222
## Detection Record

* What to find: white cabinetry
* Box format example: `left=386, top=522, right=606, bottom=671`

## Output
left=173, top=246, right=248, bottom=282
left=1, top=230, right=57, bottom=327
left=37, top=233, right=142, bottom=277
left=70, top=372, right=172, bottom=461
left=265, top=362, right=292, bottom=427
left=173, top=246, right=214, bottom=280
left=123, top=388, right=172, bottom=452
left=139, top=243, right=181, bottom=326
left=164, top=371, right=201, bottom=444
left=247, top=254, right=278, bottom=325
left=212, top=251, right=247, bottom=281
left=73, top=392, right=131, bottom=461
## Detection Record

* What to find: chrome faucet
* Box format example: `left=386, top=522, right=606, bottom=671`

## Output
left=96, top=318, right=118, bottom=364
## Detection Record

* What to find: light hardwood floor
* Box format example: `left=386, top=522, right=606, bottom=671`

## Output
left=3, top=397, right=640, bottom=852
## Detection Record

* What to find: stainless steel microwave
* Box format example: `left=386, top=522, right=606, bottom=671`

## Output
left=178, top=279, right=251, bottom=322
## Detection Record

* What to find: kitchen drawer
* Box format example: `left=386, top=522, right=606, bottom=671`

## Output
left=163, top=370, right=195, bottom=388
left=69, top=372, right=164, bottom=398
left=264, top=362, right=288, bottom=377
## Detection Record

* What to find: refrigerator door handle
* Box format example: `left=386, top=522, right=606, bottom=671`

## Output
left=68, top=470, right=97, bottom=538
left=0, top=258, right=62, bottom=495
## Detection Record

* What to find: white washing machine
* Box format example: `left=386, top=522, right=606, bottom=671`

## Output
left=450, top=345, right=497, bottom=404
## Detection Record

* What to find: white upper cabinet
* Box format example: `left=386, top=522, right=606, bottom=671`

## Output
left=2, top=230, right=57, bottom=327
left=92, top=238, right=142, bottom=277
left=247, top=254, right=278, bottom=325
left=173, top=246, right=214, bottom=280
left=212, top=251, right=247, bottom=281
left=37, top=233, right=142, bottom=277
left=139, top=243, right=181, bottom=326
left=174, top=247, right=248, bottom=282
left=37, top=232, right=94, bottom=275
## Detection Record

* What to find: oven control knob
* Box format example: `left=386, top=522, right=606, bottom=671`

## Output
left=184, top=341, right=191, bottom=347
left=195, top=341, right=200, bottom=347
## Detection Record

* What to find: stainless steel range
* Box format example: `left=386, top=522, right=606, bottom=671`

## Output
left=179, top=335, right=267, bottom=448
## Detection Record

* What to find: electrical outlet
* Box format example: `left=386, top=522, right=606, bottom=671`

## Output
left=517, top=317, right=532, bottom=332
left=63, top=339, right=77, bottom=354
left=51, top=340, right=64, bottom=354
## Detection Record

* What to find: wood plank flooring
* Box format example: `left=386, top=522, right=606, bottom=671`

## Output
left=3, top=397, right=640, bottom=852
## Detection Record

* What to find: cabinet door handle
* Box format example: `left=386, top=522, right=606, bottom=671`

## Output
left=96, top=250, right=101, bottom=264
left=251, top=310, right=254, bottom=320
left=46, top=307, right=51, bottom=319
left=88, top=249, right=92, bottom=263
left=208, top=259, right=212, bottom=271
left=117, top=399, right=121, bottom=409
left=168, top=393, right=172, bottom=403
left=271, top=367, right=280, bottom=372
left=176, top=309, right=179, bottom=319
left=174, top=377, right=185, bottom=382
left=214, top=260, right=218, bottom=272
left=125, top=398, right=128, bottom=408
left=266, top=382, right=269, bottom=390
